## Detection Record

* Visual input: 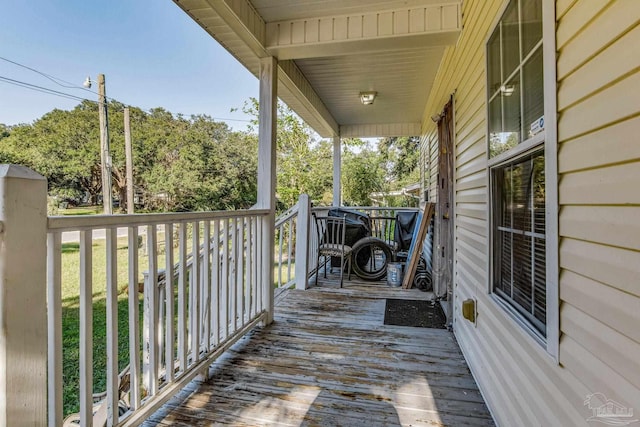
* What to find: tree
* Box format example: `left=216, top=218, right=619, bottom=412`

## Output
left=378, top=136, right=420, bottom=186
left=0, top=101, right=259, bottom=212
left=242, top=98, right=333, bottom=209
left=0, top=101, right=102, bottom=202
left=341, top=141, right=385, bottom=206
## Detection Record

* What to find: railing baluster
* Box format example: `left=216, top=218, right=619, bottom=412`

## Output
left=287, top=217, right=293, bottom=284
left=128, top=226, right=141, bottom=410
left=190, top=221, right=200, bottom=364
left=79, top=230, right=93, bottom=427
left=256, top=218, right=263, bottom=313
left=237, top=218, right=245, bottom=325
left=212, top=219, right=220, bottom=347
left=222, top=219, right=229, bottom=339
left=178, top=223, right=188, bottom=374
left=245, top=218, right=252, bottom=320
left=47, top=232, right=63, bottom=427
left=203, top=221, right=211, bottom=352
left=230, top=217, right=238, bottom=332
left=277, top=222, right=283, bottom=287
left=106, top=228, right=119, bottom=426
left=165, top=223, right=175, bottom=384
left=251, top=216, right=258, bottom=317
left=146, top=225, right=159, bottom=395
left=158, top=278, right=165, bottom=382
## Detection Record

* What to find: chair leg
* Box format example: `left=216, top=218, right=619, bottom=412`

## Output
left=339, top=253, right=344, bottom=288
left=323, top=255, right=327, bottom=278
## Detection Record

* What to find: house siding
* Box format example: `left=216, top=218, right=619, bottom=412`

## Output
left=419, top=0, right=640, bottom=425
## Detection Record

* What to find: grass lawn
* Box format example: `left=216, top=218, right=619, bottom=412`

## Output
left=59, top=205, right=103, bottom=216
left=61, top=237, right=153, bottom=416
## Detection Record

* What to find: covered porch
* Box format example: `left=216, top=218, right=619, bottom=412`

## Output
left=0, top=0, right=497, bottom=426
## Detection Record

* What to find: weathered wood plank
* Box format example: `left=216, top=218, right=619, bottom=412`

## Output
left=143, top=272, right=493, bottom=426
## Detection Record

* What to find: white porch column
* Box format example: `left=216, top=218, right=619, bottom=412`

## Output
left=294, top=193, right=310, bottom=290
left=257, top=56, right=277, bottom=324
left=0, top=165, right=47, bottom=425
left=332, top=136, right=341, bottom=206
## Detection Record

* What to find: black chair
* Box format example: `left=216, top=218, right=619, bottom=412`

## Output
left=313, top=214, right=353, bottom=287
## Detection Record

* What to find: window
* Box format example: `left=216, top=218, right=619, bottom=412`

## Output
left=492, top=151, right=546, bottom=335
left=488, top=0, right=550, bottom=341
left=488, top=0, right=543, bottom=158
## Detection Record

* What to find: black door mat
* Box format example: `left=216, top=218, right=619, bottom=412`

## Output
left=384, top=299, right=447, bottom=329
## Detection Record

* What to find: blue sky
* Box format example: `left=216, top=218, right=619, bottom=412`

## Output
left=0, top=1, right=258, bottom=130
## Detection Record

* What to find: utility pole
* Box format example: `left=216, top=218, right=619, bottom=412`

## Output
left=124, top=107, right=134, bottom=214
left=97, top=74, right=113, bottom=214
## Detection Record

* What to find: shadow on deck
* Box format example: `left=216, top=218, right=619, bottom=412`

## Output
left=144, top=271, right=494, bottom=426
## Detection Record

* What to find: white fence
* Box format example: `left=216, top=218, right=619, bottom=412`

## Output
left=46, top=209, right=269, bottom=426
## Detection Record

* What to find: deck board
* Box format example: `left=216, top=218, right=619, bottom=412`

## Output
left=144, top=274, right=494, bottom=426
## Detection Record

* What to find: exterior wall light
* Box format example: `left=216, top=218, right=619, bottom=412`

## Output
left=500, top=85, right=515, bottom=96
left=359, top=91, right=377, bottom=105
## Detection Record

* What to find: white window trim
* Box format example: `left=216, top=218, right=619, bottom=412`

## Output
left=485, top=0, right=559, bottom=362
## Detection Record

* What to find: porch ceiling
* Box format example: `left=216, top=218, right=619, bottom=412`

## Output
left=173, top=0, right=461, bottom=137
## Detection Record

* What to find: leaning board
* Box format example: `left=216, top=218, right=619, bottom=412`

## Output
left=402, top=203, right=435, bottom=289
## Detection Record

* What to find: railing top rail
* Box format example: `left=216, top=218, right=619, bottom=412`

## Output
left=275, top=204, right=299, bottom=228
left=310, top=206, right=419, bottom=213
left=47, top=208, right=270, bottom=232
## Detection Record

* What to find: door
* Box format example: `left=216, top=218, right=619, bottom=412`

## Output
left=434, top=97, right=454, bottom=309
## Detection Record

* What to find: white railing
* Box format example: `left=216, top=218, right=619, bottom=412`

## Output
left=348, top=206, right=419, bottom=218
left=46, top=209, right=269, bottom=426
left=274, top=203, right=298, bottom=289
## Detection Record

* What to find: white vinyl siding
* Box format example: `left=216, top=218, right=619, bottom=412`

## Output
left=420, top=0, right=640, bottom=425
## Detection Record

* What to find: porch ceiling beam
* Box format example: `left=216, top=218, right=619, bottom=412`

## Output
left=278, top=60, right=339, bottom=137
left=265, top=3, right=461, bottom=60
left=340, top=122, right=422, bottom=138
left=204, top=0, right=268, bottom=57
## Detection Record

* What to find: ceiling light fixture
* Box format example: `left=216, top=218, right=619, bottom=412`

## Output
left=359, top=91, right=377, bottom=105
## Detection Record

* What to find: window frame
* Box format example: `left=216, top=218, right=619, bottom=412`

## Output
left=485, top=0, right=558, bottom=361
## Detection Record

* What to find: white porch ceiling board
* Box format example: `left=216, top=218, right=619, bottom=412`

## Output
left=295, top=46, right=444, bottom=125
left=278, top=60, right=339, bottom=136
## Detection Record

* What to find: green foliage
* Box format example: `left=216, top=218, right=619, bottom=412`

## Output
left=342, top=141, right=385, bottom=206
left=0, top=99, right=422, bottom=213
left=379, top=136, right=420, bottom=186
left=0, top=101, right=258, bottom=211
left=242, top=98, right=333, bottom=208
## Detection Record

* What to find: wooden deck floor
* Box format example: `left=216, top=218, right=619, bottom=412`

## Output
left=144, top=273, right=494, bottom=426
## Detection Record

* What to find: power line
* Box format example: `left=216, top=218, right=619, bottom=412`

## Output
left=0, top=57, right=253, bottom=124
left=0, top=56, right=98, bottom=96
left=0, top=75, right=90, bottom=103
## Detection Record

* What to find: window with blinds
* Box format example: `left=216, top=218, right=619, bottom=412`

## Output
left=492, top=151, right=546, bottom=335
left=487, top=0, right=546, bottom=339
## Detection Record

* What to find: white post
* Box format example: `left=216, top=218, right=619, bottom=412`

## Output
left=257, top=57, right=277, bottom=324
left=295, top=194, right=310, bottom=290
left=332, top=136, right=341, bottom=206
left=0, top=165, right=47, bottom=425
